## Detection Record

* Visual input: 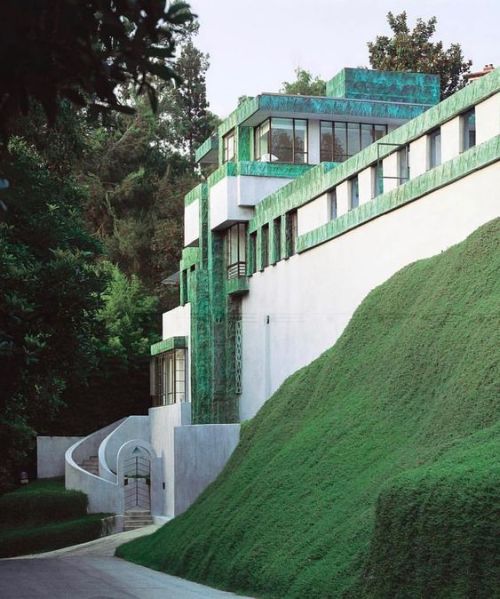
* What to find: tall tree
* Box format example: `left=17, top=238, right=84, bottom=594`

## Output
left=0, top=137, right=105, bottom=488
left=281, top=68, right=326, bottom=96
left=167, top=41, right=220, bottom=163
left=367, top=12, right=472, bottom=99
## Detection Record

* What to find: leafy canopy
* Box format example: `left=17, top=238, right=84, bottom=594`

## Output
left=368, top=12, right=472, bottom=99
left=0, top=0, right=195, bottom=127
left=280, top=68, right=326, bottom=96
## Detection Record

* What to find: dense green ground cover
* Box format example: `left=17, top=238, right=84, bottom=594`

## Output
left=0, top=478, right=108, bottom=557
left=118, top=219, right=500, bottom=598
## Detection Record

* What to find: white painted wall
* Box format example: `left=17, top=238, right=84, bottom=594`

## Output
left=37, top=436, right=83, bottom=478
left=409, top=135, right=428, bottom=177
left=237, top=175, right=293, bottom=207
left=100, top=416, right=150, bottom=478
left=209, top=178, right=254, bottom=230
left=173, top=424, right=240, bottom=515
left=441, top=116, right=461, bottom=163
left=184, top=200, right=199, bottom=247
left=476, top=94, right=500, bottom=145
left=358, top=167, right=374, bottom=204
left=336, top=181, right=350, bottom=216
left=382, top=152, right=399, bottom=193
left=297, top=193, right=330, bottom=236
left=239, top=162, right=500, bottom=420
left=162, top=303, right=191, bottom=340
left=149, top=402, right=191, bottom=517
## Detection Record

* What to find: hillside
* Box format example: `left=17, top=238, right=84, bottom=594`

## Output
left=118, top=219, right=500, bottom=598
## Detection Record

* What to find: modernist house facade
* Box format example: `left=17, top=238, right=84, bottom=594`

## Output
left=48, top=66, right=500, bottom=524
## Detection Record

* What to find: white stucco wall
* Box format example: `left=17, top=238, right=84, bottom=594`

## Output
left=209, top=177, right=254, bottom=230
left=476, top=94, right=500, bottom=145
left=149, top=402, right=191, bottom=517
left=184, top=200, right=200, bottom=247
left=162, top=303, right=191, bottom=340
left=237, top=175, right=293, bottom=207
left=239, top=162, right=500, bottom=420
left=409, top=135, right=428, bottom=177
left=297, top=193, right=330, bottom=236
left=37, top=436, right=83, bottom=478
left=173, top=424, right=240, bottom=515
left=441, top=116, right=461, bottom=162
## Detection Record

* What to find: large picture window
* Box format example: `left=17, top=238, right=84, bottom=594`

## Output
left=254, top=118, right=308, bottom=163
left=320, top=121, right=388, bottom=162
left=227, top=223, right=246, bottom=279
left=150, top=349, right=187, bottom=406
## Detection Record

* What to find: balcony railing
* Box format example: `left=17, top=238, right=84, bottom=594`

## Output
left=227, top=262, right=247, bottom=279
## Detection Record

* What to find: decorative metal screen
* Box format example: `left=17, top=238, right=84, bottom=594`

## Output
left=235, top=319, right=243, bottom=395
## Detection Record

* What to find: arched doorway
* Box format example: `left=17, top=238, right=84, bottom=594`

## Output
left=123, top=445, right=151, bottom=511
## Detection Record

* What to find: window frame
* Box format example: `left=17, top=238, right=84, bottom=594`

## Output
left=226, top=222, right=247, bottom=279
left=428, top=128, right=441, bottom=169
left=319, top=120, right=388, bottom=162
left=254, top=118, right=309, bottom=164
left=461, top=108, right=476, bottom=152
left=349, top=175, right=359, bottom=210
left=151, top=349, right=187, bottom=407
left=223, top=129, right=235, bottom=163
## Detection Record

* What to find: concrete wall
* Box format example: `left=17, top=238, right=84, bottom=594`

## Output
left=162, top=303, right=191, bottom=339
left=239, top=162, right=500, bottom=420
left=173, top=424, right=240, bottom=515
left=209, top=178, right=254, bottom=230
left=100, top=416, right=150, bottom=478
left=238, top=175, right=293, bottom=207
left=297, top=193, right=329, bottom=236
left=37, top=436, right=82, bottom=479
left=149, top=402, right=191, bottom=517
left=65, top=420, right=125, bottom=513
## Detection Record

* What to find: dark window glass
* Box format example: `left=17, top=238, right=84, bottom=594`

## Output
left=347, top=123, right=361, bottom=157
left=153, top=349, right=187, bottom=406
left=429, top=128, right=441, bottom=168
left=320, top=121, right=333, bottom=162
left=350, top=176, right=359, bottom=209
left=273, top=218, right=281, bottom=262
left=373, top=164, right=383, bottom=198
left=286, top=211, right=297, bottom=257
left=329, top=189, right=337, bottom=219
left=373, top=124, right=387, bottom=142
left=398, top=145, right=410, bottom=183
left=271, top=118, right=294, bottom=163
left=261, top=224, right=269, bottom=269
left=462, top=108, right=476, bottom=151
left=361, top=124, right=373, bottom=151
left=333, top=122, right=347, bottom=161
left=249, top=232, right=257, bottom=275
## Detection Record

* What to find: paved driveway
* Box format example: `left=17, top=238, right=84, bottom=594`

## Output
left=0, top=526, right=253, bottom=599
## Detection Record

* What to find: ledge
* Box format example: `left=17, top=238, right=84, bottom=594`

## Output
left=226, top=277, right=249, bottom=296
left=150, top=336, right=188, bottom=356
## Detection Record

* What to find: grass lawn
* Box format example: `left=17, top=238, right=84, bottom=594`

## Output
left=118, top=219, right=500, bottom=598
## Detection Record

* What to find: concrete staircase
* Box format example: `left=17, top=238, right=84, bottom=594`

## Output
left=79, top=455, right=99, bottom=476
left=123, top=508, right=154, bottom=531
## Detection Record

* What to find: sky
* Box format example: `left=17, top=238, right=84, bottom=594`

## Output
left=187, top=0, right=499, bottom=118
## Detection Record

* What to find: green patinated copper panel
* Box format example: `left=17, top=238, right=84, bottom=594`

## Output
left=194, top=135, right=218, bottom=163
left=249, top=68, right=500, bottom=232
left=237, top=127, right=252, bottom=162
left=297, top=134, right=500, bottom=253
left=150, top=336, right=187, bottom=356
left=180, top=247, right=200, bottom=271
left=184, top=182, right=207, bottom=207
left=326, top=68, right=440, bottom=105
left=227, top=277, right=249, bottom=296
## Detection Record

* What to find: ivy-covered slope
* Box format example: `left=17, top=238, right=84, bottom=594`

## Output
left=118, top=219, right=500, bottom=598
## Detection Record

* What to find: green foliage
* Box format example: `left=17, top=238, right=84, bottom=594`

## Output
left=0, top=137, right=105, bottom=489
left=281, top=68, right=327, bottom=96
left=0, top=0, right=195, bottom=127
left=0, top=515, right=106, bottom=558
left=0, top=478, right=88, bottom=526
left=118, top=219, right=500, bottom=598
left=368, top=12, right=472, bottom=99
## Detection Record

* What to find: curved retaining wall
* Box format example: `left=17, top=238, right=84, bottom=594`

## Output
left=65, top=419, right=125, bottom=514
left=99, top=416, right=150, bottom=480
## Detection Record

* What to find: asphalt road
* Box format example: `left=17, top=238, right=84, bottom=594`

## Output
left=0, top=556, right=252, bottom=598
left=0, top=526, right=253, bottom=599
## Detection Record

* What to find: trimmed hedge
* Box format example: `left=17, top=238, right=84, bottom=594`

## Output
left=0, top=479, right=87, bottom=526
left=0, top=515, right=105, bottom=557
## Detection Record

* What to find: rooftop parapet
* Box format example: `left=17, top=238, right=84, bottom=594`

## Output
left=326, top=68, right=440, bottom=105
